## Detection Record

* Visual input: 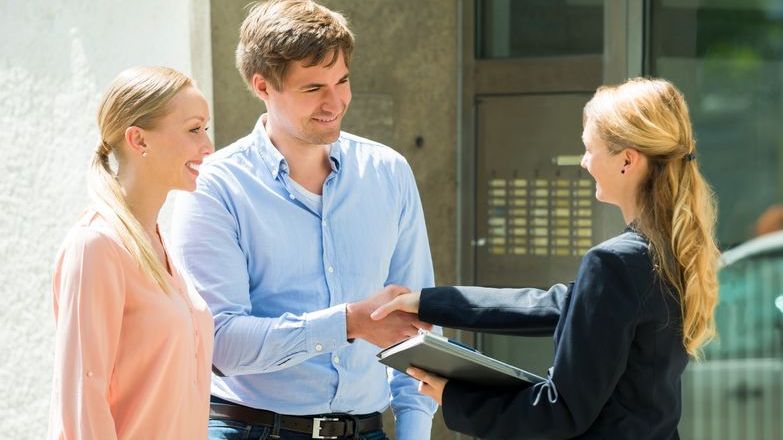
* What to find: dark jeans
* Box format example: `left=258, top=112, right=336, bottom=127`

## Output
left=207, top=418, right=389, bottom=440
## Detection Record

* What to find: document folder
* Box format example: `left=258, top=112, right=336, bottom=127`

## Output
left=377, top=331, right=545, bottom=386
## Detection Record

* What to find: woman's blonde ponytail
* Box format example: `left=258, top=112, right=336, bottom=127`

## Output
left=89, top=66, right=192, bottom=294
left=584, top=78, right=720, bottom=358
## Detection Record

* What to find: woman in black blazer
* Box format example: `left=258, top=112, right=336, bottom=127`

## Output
left=372, top=78, right=719, bottom=439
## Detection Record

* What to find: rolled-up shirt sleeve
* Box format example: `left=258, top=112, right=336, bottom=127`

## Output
left=49, top=228, right=125, bottom=440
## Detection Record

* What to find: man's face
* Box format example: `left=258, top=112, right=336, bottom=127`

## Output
left=263, top=51, right=351, bottom=148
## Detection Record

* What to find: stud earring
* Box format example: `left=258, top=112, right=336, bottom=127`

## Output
left=621, top=169, right=625, bottom=174
left=142, top=151, right=148, bottom=158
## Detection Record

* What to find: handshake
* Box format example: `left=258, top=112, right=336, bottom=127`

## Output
left=346, top=285, right=428, bottom=348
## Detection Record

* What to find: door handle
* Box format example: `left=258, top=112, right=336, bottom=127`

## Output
left=727, top=382, right=763, bottom=401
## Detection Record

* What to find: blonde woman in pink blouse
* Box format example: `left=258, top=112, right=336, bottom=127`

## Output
left=48, top=66, right=215, bottom=439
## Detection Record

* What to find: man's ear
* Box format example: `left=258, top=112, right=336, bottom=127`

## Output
left=252, top=73, right=271, bottom=101
left=124, top=126, right=146, bottom=157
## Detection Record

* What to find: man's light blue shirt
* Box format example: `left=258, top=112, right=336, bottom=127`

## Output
left=170, top=116, right=437, bottom=439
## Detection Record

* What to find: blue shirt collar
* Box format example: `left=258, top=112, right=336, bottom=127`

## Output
left=253, top=114, right=342, bottom=180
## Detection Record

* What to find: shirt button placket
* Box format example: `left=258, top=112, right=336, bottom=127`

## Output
left=321, top=202, right=339, bottom=302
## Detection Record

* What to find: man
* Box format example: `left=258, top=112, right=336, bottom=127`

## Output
left=170, top=1, right=437, bottom=439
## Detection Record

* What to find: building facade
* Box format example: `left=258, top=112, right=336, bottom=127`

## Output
left=3, top=1, right=782, bottom=438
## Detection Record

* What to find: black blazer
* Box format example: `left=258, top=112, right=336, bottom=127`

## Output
left=420, top=229, right=688, bottom=439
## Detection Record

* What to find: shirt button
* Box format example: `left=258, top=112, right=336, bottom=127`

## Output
left=333, top=355, right=340, bottom=365
left=327, top=266, right=334, bottom=273
left=289, top=194, right=295, bottom=200
left=86, top=371, right=94, bottom=377
left=322, top=220, right=326, bottom=226
left=315, top=343, right=323, bottom=352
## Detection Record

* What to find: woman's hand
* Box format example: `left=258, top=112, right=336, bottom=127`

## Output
left=370, top=291, right=422, bottom=320
left=406, top=367, right=447, bottom=405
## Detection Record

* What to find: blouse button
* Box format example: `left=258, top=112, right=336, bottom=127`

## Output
left=86, top=371, right=94, bottom=377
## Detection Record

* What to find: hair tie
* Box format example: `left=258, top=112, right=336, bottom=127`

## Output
left=98, top=140, right=112, bottom=156
left=683, top=152, right=696, bottom=162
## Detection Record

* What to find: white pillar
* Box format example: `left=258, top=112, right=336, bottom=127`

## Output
left=0, top=1, right=211, bottom=437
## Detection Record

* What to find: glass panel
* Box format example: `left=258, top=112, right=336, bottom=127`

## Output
left=680, top=250, right=783, bottom=440
left=649, top=0, right=783, bottom=248
left=649, top=2, right=783, bottom=439
left=476, top=0, right=603, bottom=59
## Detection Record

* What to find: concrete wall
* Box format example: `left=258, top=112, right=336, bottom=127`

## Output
left=0, top=0, right=211, bottom=437
left=210, top=1, right=460, bottom=438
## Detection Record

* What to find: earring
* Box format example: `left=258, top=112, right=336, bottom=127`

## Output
left=621, top=169, right=625, bottom=174
left=142, top=151, right=148, bottom=158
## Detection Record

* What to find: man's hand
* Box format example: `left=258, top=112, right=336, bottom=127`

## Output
left=370, top=291, right=421, bottom=320
left=346, top=285, right=432, bottom=348
left=406, top=367, right=447, bottom=405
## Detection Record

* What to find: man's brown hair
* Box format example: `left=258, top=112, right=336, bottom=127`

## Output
left=236, top=0, right=355, bottom=91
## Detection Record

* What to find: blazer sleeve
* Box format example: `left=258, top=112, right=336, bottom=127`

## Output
left=418, top=283, right=569, bottom=336
left=49, top=228, right=125, bottom=440
left=438, top=248, right=643, bottom=439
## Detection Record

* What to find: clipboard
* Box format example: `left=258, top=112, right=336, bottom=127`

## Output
left=377, top=331, right=545, bottom=386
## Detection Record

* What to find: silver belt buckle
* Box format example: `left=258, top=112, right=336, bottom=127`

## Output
left=312, top=417, right=340, bottom=439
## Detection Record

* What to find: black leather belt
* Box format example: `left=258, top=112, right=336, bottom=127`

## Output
left=209, top=402, right=383, bottom=439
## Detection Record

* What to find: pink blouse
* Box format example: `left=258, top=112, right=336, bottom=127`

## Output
left=48, top=212, right=214, bottom=439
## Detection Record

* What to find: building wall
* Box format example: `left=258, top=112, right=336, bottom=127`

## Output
left=210, top=0, right=460, bottom=438
left=0, top=0, right=211, bottom=437
left=324, top=0, right=459, bottom=292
